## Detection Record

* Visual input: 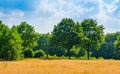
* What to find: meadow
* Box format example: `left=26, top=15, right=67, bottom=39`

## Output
left=0, top=59, right=120, bottom=74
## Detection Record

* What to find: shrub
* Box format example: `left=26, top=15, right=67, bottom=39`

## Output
left=34, top=50, right=45, bottom=58
left=98, top=57, right=104, bottom=60
left=49, top=48, right=65, bottom=57
left=77, top=48, right=86, bottom=57
left=24, top=49, right=34, bottom=58
left=70, top=49, right=78, bottom=57
left=90, top=57, right=96, bottom=60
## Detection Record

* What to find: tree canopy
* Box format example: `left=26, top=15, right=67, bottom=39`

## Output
left=17, top=22, right=38, bottom=58
left=0, top=18, right=120, bottom=60
left=81, top=19, right=105, bottom=59
left=51, top=18, right=83, bottom=59
left=0, top=22, right=23, bottom=60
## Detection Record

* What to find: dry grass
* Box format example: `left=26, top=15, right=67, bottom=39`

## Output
left=0, top=59, right=120, bottom=74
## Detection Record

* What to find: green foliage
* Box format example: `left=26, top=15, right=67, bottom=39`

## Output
left=0, top=22, right=10, bottom=58
left=81, top=19, right=105, bottom=59
left=114, top=33, right=120, bottom=50
left=66, top=46, right=78, bottom=57
left=24, top=49, right=34, bottom=58
left=49, top=47, right=66, bottom=57
left=6, top=26, right=23, bottom=60
left=34, top=33, right=51, bottom=58
left=1, top=18, right=120, bottom=60
left=34, top=50, right=45, bottom=58
left=0, top=22, right=23, bottom=60
left=98, top=57, right=104, bottom=60
left=77, top=48, right=87, bottom=57
left=90, top=32, right=120, bottom=59
left=51, top=18, right=75, bottom=47
left=17, top=22, right=37, bottom=50
left=16, top=22, right=38, bottom=58
left=90, top=57, right=97, bottom=60
left=35, top=34, right=51, bottom=50
left=95, top=33, right=117, bottom=59
left=114, top=33, right=120, bottom=59
left=51, top=18, right=83, bottom=59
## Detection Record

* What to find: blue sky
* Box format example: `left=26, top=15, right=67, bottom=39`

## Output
left=0, top=0, right=120, bottom=34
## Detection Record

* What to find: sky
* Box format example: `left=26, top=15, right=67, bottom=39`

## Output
left=0, top=0, right=120, bottom=34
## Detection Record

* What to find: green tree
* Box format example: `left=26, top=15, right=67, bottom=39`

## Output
left=114, top=33, right=120, bottom=59
left=24, top=48, right=34, bottom=58
left=77, top=48, right=87, bottom=58
left=49, top=47, right=66, bottom=57
left=0, top=21, right=10, bottom=59
left=0, top=21, right=23, bottom=60
left=17, top=22, right=37, bottom=57
left=34, top=50, right=45, bottom=58
left=114, top=33, right=120, bottom=49
left=35, top=33, right=51, bottom=58
left=94, top=33, right=118, bottom=59
left=51, top=18, right=83, bottom=59
left=81, top=19, right=104, bottom=59
left=6, top=26, right=23, bottom=60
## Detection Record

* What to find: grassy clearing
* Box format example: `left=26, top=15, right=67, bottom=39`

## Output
left=0, top=59, right=120, bottom=74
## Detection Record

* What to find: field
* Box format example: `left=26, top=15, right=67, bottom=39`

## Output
left=0, top=59, right=120, bottom=74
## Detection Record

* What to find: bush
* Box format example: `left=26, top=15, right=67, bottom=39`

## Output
left=49, top=48, right=65, bottom=57
left=90, top=57, right=96, bottom=60
left=24, top=49, right=34, bottom=58
left=65, top=49, right=78, bottom=57
left=79, top=56, right=87, bottom=60
left=34, top=50, right=45, bottom=58
left=69, top=49, right=77, bottom=57
left=77, top=48, right=86, bottom=57
left=98, top=57, right=104, bottom=60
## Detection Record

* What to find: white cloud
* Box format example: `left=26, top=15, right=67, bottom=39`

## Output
left=93, top=0, right=120, bottom=33
left=31, top=0, right=84, bottom=33
left=0, top=0, right=120, bottom=34
left=0, top=10, right=25, bottom=27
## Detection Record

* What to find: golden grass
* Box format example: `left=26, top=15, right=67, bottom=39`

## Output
left=0, top=59, right=120, bottom=74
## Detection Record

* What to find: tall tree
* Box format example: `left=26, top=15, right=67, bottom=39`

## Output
left=114, top=33, right=120, bottom=59
left=0, top=21, right=23, bottom=60
left=0, top=21, right=10, bottom=59
left=6, top=26, right=23, bottom=60
left=17, top=22, right=37, bottom=57
left=81, top=19, right=104, bottom=59
left=51, top=18, right=83, bottom=59
left=95, top=33, right=118, bottom=59
left=35, top=33, right=51, bottom=58
left=114, top=33, right=120, bottom=49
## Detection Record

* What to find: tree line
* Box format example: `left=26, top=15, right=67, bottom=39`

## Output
left=0, top=18, right=120, bottom=60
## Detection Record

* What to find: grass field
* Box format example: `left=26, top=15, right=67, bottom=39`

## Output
left=0, top=59, right=120, bottom=74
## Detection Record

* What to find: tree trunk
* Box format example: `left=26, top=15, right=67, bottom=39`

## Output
left=46, top=51, right=49, bottom=59
left=87, top=49, right=90, bottom=60
left=67, top=49, right=71, bottom=59
left=96, top=50, right=99, bottom=59
left=46, top=53, right=49, bottom=59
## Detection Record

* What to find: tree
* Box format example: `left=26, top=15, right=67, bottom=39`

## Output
left=114, top=33, right=120, bottom=59
left=0, top=21, right=23, bottom=60
left=35, top=33, right=51, bottom=58
left=93, top=33, right=118, bottom=59
left=81, top=19, right=104, bottom=59
left=49, top=47, right=66, bottom=57
left=6, top=26, right=23, bottom=60
left=24, top=48, right=34, bottom=58
left=17, top=22, right=37, bottom=57
left=51, top=18, right=83, bottom=59
left=114, top=33, right=120, bottom=49
left=0, top=21, right=10, bottom=59
left=77, top=48, right=87, bottom=58
left=34, top=50, right=45, bottom=58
